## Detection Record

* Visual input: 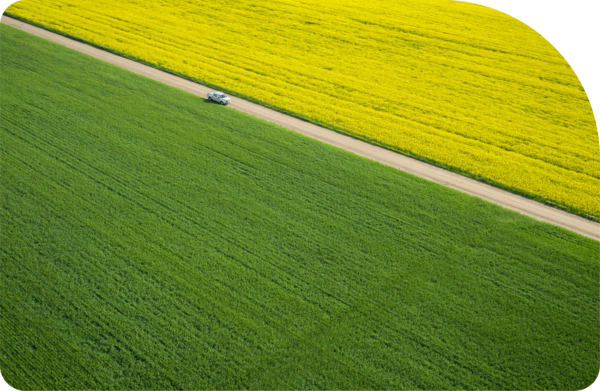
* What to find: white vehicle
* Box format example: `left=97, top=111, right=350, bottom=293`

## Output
left=207, top=91, right=231, bottom=105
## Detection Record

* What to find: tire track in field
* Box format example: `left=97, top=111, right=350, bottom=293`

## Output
left=2, top=16, right=598, bottom=241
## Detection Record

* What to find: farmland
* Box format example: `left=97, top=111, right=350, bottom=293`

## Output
left=5, top=0, right=599, bottom=218
left=1, top=25, right=599, bottom=389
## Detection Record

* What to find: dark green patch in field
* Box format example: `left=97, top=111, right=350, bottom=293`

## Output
left=0, top=25, right=598, bottom=390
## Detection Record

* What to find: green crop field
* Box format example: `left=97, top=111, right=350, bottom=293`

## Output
left=1, top=25, right=598, bottom=390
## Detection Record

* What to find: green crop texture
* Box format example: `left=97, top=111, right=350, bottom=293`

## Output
left=1, top=25, right=598, bottom=390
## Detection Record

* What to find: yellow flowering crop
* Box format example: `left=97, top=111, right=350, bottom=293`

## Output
left=7, top=0, right=599, bottom=216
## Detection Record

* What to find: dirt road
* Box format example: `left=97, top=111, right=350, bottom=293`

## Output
left=3, top=15, right=598, bottom=240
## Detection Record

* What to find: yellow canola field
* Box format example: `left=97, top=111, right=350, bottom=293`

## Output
left=7, top=0, right=599, bottom=216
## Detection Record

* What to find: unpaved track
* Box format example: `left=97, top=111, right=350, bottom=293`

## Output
left=3, top=15, right=599, bottom=241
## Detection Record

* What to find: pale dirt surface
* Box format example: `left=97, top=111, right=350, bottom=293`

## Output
left=3, top=15, right=598, bottom=241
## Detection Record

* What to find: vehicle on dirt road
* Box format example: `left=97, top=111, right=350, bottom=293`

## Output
left=207, top=91, right=231, bottom=105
